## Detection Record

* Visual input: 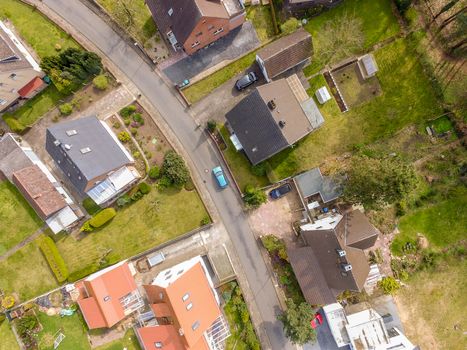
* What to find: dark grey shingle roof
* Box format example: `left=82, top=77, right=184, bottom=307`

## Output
left=46, top=116, right=132, bottom=193
left=295, top=167, right=342, bottom=203
left=225, top=90, right=289, bottom=165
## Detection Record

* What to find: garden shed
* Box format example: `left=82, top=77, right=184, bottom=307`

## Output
left=315, top=86, right=332, bottom=104
left=358, top=54, right=378, bottom=79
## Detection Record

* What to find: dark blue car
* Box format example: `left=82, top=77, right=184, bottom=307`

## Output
left=269, top=183, right=292, bottom=199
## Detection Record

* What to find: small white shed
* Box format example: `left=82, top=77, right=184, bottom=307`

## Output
left=315, top=86, right=331, bottom=104
left=358, top=54, right=378, bottom=79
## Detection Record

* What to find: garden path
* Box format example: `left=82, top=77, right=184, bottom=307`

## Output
left=0, top=225, right=47, bottom=262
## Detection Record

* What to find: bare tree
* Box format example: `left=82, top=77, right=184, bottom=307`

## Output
left=316, top=13, right=365, bottom=65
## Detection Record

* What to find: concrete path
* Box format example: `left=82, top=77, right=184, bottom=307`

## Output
left=32, top=1, right=294, bottom=348
left=0, top=225, right=47, bottom=262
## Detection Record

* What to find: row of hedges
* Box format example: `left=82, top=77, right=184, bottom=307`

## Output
left=3, top=116, right=27, bottom=133
left=38, top=236, right=69, bottom=283
left=81, top=207, right=116, bottom=232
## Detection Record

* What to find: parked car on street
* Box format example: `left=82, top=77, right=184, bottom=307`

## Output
left=212, top=166, right=228, bottom=189
left=269, top=183, right=292, bottom=199
left=310, top=312, right=323, bottom=329
left=235, top=72, right=258, bottom=91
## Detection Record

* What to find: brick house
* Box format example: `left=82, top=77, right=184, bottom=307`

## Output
left=146, top=0, right=246, bottom=55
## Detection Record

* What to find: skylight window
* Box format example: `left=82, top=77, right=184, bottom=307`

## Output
left=66, top=129, right=78, bottom=136
left=182, top=293, right=190, bottom=301
left=192, top=320, right=200, bottom=331
left=80, top=147, right=91, bottom=154
left=186, top=302, right=193, bottom=311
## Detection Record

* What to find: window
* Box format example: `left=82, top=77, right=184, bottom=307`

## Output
left=155, top=341, right=163, bottom=348
left=182, top=293, right=190, bottom=301
left=168, top=8, right=173, bottom=16
left=80, top=147, right=91, bottom=154
left=164, top=270, right=171, bottom=276
left=177, top=269, right=184, bottom=275
left=192, top=320, right=200, bottom=331
left=9, top=73, right=16, bottom=79
left=213, top=27, right=224, bottom=35
left=66, top=129, right=78, bottom=136
left=104, top=296, right=111, bottom=301
left=195, top=31, right=203, bottom=37
left=159, top=292, right=164, bottom=300
left=186, top=302, right=193, bottom=310
left=191, top=41, right=200, bottom=48
left=164, top=274, right=172, bottom=281
left=0, top=98, right=6, bottom=106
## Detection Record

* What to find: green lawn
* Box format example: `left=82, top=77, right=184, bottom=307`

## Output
left=219, top=125, right=269, bottom=190
left=3, top=85, right=66, bottom=128
left=95, top=329, right=141, bottom=350
left=0, top=181, right=43, bottom=256
left=268, top=37, right=443, bottom=179
left=37, top=311, right=90, bottom=350
left=303, top=0, right=400, bottom=76
left=96, top=0, right=156, bottom=45
left=0, top=238, right=58, bottom=302
left=57, top=186, right=207, bottom=274
left=0, top=321, right=20, bottom=350
left=246, top=5, right=276, bottom=43
left=0, top=0, right=79, bottom=58
left=183, top=51, right=257, bottom=104
left=391, top=191, right=467, bottom=255
left=396, top=258, right=467, bottom=350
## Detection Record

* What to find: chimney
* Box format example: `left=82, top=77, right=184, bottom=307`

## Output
left=278, top=120, right=286, bottom=128
left=267, top=100, right=276, bottom=110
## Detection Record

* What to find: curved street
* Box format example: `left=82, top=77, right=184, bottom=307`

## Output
left=40, top=0, right=294, bottom=349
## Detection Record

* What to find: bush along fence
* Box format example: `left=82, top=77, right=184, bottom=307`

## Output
left=81, top=207, right=116, bottom=232
left=38, top=235, right=69, bottom=283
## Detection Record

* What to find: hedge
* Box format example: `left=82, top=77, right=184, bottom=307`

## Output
left=82, top=197, right=101, bottom=215
left=38, top=236, right=69, bottom=283
left=67, top=263, right=99, bottom=282
left=89, top=208, right=116, bottom=228
left=3, top=116, right=26, bottom=133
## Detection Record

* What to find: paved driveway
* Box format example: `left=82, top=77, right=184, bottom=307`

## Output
left=42, top=1, right=293, bottom=348
left=161, top=21, right=260, bottom=84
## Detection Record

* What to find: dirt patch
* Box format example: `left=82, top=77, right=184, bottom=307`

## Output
left=332, top=62, right=382, bottom=108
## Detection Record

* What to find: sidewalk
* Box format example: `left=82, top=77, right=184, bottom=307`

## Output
left=22, top=2, right=277, bottom=348
left=0, top=225, right=47, bottom=262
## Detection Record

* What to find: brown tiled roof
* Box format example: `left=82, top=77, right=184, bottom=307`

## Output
left=337, top=209, right=380, bottom=250
left=291, top=211, right=377, bottom=304
left=257, top=28, right=312, bottom=79
left=12, top=165, right=66, bottom=219
left=288, top=246, right=335, bottom=306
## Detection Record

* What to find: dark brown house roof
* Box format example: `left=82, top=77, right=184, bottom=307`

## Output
left=12, top=165, right=67, bottom=219
left=288, top=246, right=335, bottom=306
left=257, top=28, right=312, bottom=80
left=337, top=209, right=380, bottom=250
left=289, top=210, right=377, bottom=305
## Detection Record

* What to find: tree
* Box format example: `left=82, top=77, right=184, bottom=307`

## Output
left=280, top=17, right=300, bottom=35
left=278, top=299, right=317, bottom=345
left=162, top=150, right=190, bottom=186
left=261, top=235, right=288, bottom=261
left=243, top=184, right=267, bottom=209
left=148, top=166, right=161, bottom=180
left=378, top=276, right=401, bottom=295
left=93, top=74, right=109, bottom=90
left=344, top=155, right=417, bottom=210
left=316, top=13, right=364, bottom=65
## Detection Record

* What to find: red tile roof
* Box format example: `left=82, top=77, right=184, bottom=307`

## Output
left=137, top=325, right=185, bottom=350
left=12, top=165, right=67, bottom=219
left=140, top=258, right=221, bottom=350
left=18, top=76, right=45, bottom=98
left=77, top=262, right=138, bottom=329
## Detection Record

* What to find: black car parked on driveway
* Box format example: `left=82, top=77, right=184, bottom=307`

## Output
left=269, top=183, right=292, bottom=199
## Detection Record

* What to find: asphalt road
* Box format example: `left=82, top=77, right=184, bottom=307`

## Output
left=42, top=0, right=294, bottom=348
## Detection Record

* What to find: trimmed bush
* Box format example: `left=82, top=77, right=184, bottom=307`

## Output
left=67, top=264, right=99, bottom=282
left=243, top=184, right=267, bottom=209
left=138, top=182, right=151, bottom=194
left=280, top=17, right=300, bottom=35
left=130, top=127, right=138, bottom=135
left=89, top=208, right=116, bottom=228
left=131, top=191, right=143, bottom=201
left=92, top=74, right=108, bottom=90
left=38, top=236, right=69, bottom=283
left=118, top=131, right=131, bottom=143
left=378, top=276, right=401, bottom=295
left=148, top=166, right=161, bottom=180
left=184, top=177, right=195, bottom=191
left=119, top=105, right=136, bottom=118
left=80, top=221, right=93, bottom=232
left=200, top=216, right=211, bottom=226
left=117, top=194, right=131, bottom=207
left=207, top=120, right=217, bottom=133
left=59, top=103, right=73, bottom=116
left=82, top=197, right=101, bottom=215
left=3, top=116, right=26, bottom=133
left=132, top=113, right=144, bottom=124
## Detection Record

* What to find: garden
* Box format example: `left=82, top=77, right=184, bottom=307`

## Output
left=246, top=4, right=277, bottom=44
left=222, top=281, right=261, bottom=350
left=0, top=181, right=43, bottom=255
